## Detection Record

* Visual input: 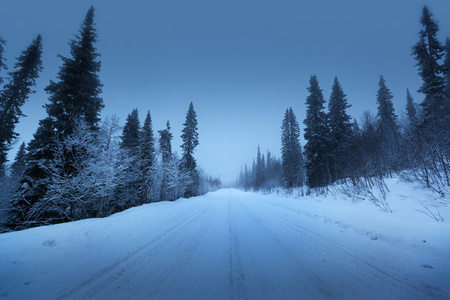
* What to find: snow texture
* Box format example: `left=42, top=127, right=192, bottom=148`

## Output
left=0, top=178, right=449, bottom=299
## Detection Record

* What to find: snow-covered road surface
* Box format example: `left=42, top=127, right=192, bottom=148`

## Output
left=1, top=188, right=448, bottom=299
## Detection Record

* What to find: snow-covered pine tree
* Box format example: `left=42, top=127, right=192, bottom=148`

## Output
left=117, top=108, right=141, bottom=208
left=8, top=7, right=103, bottom=229
left=139, top=111, right=155, bottom=204
left=180, top=102, right=199, bottom=198
left=303, top=75, right=331, bottom=188
left=159, top=121, right=173, bottom=164
left=281, top=108, right=303, bottom=188
left=327, top=77, right=352, bottom=182
left=0, top=35, right=43, bottom=174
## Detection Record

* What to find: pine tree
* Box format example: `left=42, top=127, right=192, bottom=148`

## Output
left=412, top=6, right=447, bottom=127
left=303, top=75, right=331, bottom=188
left=281, top=108, right=303, bottom=188
left=0, top=35, right=43, bottom=174
left=158, top=121, right=174, bottom=201
left=376, top=76, right=400, bottom=172
left=159, top=121, right=173, bottom=164
left=8, top=7, right=103, bottom=228
left=139, top=111, right=155, bottom=203
left=327, top=77, right=352, bottom=181
left=376, top=76, right=398, bottom=132
left=117, top=108, right=141, bottom=208
left=121, top=109, right=140, bottom=151
left=180, top=102, right=199, bottom=197
left=44, top=6, right=103, bottom=137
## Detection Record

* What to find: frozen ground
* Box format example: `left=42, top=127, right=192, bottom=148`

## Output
left=0, top=178, right=449, bottom=299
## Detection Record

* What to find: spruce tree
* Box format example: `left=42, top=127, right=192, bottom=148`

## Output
left=281, top=108, right=303, bottom=188
left=9, top=7, right=103, bottom=228
left=327, top=77, right=352, bottom=181
left=303, top=75, right=331, bottom=188
left=44, top=6, right=103, bottom=137
left=159, top=121, right=173, bottom=164
left=117, top=109, right=141, bottom=207
left=412, top=6, right=447, bottom=127
left=158, top=121, right=173, bottom=201
left=180, top=102, right=199, bottom=197
left=121, top=109, right=140, bottom=152
left=0, top=35, right=43, bottom=174
left=139, top=111, right=155, bottom=203
left=376, top=76, right=400, bottom=172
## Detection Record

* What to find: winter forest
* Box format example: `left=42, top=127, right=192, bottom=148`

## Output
left=0, top=4, right=449, bottom=232
left=0, top=7, right=221, bottom=231
left=237, top=6, right=450, bottom=211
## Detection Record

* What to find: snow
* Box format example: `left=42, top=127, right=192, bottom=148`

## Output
left=0, top=178, right=449, bottom=299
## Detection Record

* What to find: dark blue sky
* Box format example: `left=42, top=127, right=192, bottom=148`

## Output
left=1, top=0, right=450, bottom=183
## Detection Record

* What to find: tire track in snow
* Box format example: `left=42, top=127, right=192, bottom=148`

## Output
left=56, top=204, right=212, bottom=299
left=245, top=193, right=445, bottom=299
left=228, top=197, right=248, bottom=299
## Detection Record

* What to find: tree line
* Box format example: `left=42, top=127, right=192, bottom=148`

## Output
left=237, top=6, right=450, bottom=196
left=0, top=7, right=221, bottom=231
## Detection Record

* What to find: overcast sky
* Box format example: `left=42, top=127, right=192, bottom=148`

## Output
left=1, top=0, right=450, bottom=183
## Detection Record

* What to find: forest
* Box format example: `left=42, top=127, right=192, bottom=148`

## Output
left=237, top=6, right=450, bottom=213
left=0, top=7, right=221, bottom=231
left=1, top=5, right=449, bottom=231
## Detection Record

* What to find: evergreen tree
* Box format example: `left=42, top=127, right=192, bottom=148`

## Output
left=158, top=121, right=175, bottom=201
left=303, top=75, right=331, bottom=188
left=180, top=102, right=199, bottom=197
left=327, top=77, right=352, bottom=181
left=44, top=6, right=103, bottom=137
left=412, top=6, right=447, bottom=127
left=376, top=76, right=398, bottom=132
left=376, top=76, right=400, bottom=172
left=0, top=35, right=43, bottom=174
left=281, top=108, right=303, bottom=188
left=8, top=7, right=103, bottom=228
left=159, top=121, right=173, bottom=164
left=121, top=109, right=140, bottom=152
left=139, top=111, right=155, bottom=203
left=117, top=108, right=141, bottom=208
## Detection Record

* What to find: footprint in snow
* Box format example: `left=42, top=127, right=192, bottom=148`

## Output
left=43, top=239, right=56, bottom=247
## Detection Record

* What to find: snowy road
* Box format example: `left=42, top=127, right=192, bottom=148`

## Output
left=1, top=189, right=448, bottom=299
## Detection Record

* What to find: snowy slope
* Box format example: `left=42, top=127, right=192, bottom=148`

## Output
left=0, top=180, right=449, bottom=299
